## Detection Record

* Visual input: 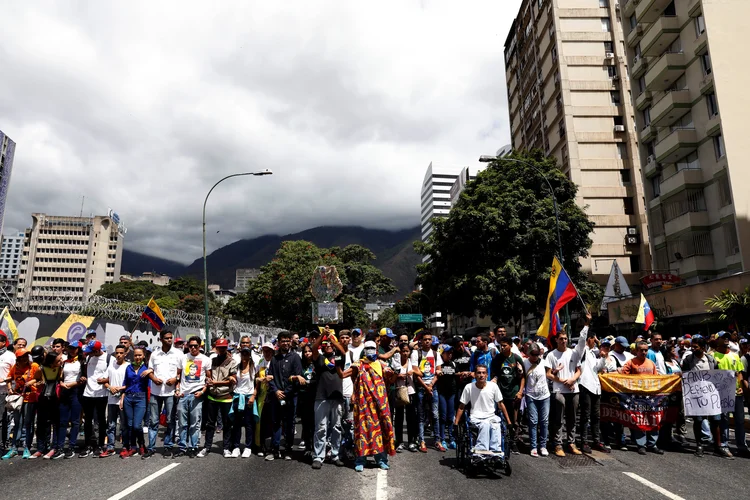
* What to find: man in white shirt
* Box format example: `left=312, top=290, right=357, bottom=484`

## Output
left=175, top=336, right=210, bottom=458
left=79, top=340, right=110, bottom=457
left=545, top=331, right=582, bottom=457
left=146, top=329, right=183, bottom=459
left=0, top=331, right=14, bottom=451
left=411, top=332, right=443, bottom=452
left=453, top=365, right=510, bottom=454
left=102, top=344, right=129, bottom=457
left=574, top=315, right=609, bottom=454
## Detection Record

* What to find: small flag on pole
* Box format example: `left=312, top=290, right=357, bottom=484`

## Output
left=141, top=298, right=166, bottom=332
left=0, top=307, right=18, bottom=343
left=537, top=256, right=577, bottom=338
left=635, top=293, right=655, bottom=331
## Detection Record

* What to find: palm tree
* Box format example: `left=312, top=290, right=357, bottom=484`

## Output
left=704, top=286, right=750, bottom=332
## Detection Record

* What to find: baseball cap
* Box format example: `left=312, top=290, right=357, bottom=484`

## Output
left=364, top=340, right=377, bottom=349
left=442, top=345, right=453, bottom=352
left=215, top=338, right=229, bottom=348
left=379, top=328, right=395, bottom=338
left=740, top=338, right=749, bottom=345
left=684, top=334, right=692, bottom=339
left=0, top=330, right=7, bottom=343
left=615, top=336, right=630, bottom=348
left=14, top=348, right=28, bottom=358
left=174, top=337, right=185, bottom=344
left=261, top=342, right=274, bottom=350
left=67, top=340, right=81, bottom=349
left=82, top=340, right=102, bottom=353
left=119, top=335, right=130, bottom=342
left=600, top=338, right=612, bottom=346
left=717, top=331, right=731, bottom=339
left=691, top=334, right=704, bottom=340
left=352, top=328, right=362, bottom=336
left=241, top=347, right=253, bottom=354
left=85, top=329, right=97, bottom=338
left=431, top=336, right=440, bottom=346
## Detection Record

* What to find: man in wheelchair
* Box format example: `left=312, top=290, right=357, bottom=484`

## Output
left=453, top=365, right=511, bottom=467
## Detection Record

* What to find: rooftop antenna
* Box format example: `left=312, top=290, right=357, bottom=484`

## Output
left=79, top=196, right=85, bottom=217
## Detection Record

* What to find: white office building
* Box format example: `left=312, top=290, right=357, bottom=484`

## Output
left=0, top=232, right=24, bottom=280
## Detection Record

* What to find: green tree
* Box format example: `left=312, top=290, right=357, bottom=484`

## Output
left=375, top=307, right=399, bottom=329
left=705, top=286, right=750, bottom=332
left=96, top=281, right=177, bottom=303
left=167, top=276, right=204, bottom=297
left=415, top=151, right=595, bottom=330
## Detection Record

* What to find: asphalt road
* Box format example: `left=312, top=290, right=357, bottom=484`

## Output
left=2, top=431, right=747, bottom=500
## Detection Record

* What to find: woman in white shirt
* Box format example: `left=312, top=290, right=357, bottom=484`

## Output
left=393, top=343, right=417, bottom=452
left=53, top=342, right=82, bottom=459
left=230, top=348, right=258, bottom=458
left=524, top=344, right=550, bottom=457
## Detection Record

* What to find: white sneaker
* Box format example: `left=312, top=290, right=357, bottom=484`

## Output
left=540, top=448, right=549, bottom=457
left=241, top=448, right=252, bottom=458
left=223, top=449, right=233, bottom=458
left=197, top=448, right=209, bottom=458
left=530, top=449, right=538, bottom=457
left=231, top=448, right=240, bottom=458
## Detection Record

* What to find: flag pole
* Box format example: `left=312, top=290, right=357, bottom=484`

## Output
left=130, top=296, right=153, bottom=338
left=558, top=261, right=590, bottom=316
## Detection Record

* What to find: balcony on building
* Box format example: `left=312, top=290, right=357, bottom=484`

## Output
left=639, top=122, right=655, bottom=143
left=641, top=16, right=681, bottom=57
left=635, top=90, right=653, bottom=111
left=655, top=128, right=698, bottom=163
left=660, top=168, right=703, bottom=198
left=644, top=154, right=659, bottom=178
left=651, top=90, right=692, bottom=127
left=627, top=24, right=644, bottom=47
left=631, top=55, right=649, bottom=79
left=637, top=0, right=674, bottom=23
left=645, top=51, right=686, bottom=91
left=623, top=0, right=637, bottom=17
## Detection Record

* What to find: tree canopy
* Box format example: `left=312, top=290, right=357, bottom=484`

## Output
left=415, top=151, right=596, bottom=329
left=95, top=275, right=220, bottom=314
left=224, top=240, right=397, bottom=331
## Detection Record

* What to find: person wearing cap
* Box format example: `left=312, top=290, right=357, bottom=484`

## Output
left=146, top=329, right=183, bottom=459
left=77, top=340, right=110, bottom=458
left=411, top=331, right=442, bottom=452
left=490, top=336, right=525, bottom=454
left=545, top=329, right=582, bottom=457
left=573, top=314, right=609, bottom=454
left=174, top=338, right=186, bottom=354
left=199, top=338, right=237, bottom=458
left=377, top=328, right=399, bottom=363
left=350, top=328, right=365, bottom=361
left=119, top=335, right=135, bottom=362
left=230, top=344, right=258, bottom=458
left=351, top=340, right=396, bottom=472
left=608, top=336, right=634, bottom=373
left=0, top=330, right=14, bottom=453
left=175, top=336, right=210, bottom=458
left=52, top=341, right=83, bottom=459
left=101, top=344, right=129, bottom=458
left=1, top=347, right=41, bottom=460
left=336, top=330, right=356, bottom=461
left=711, top=331, right=748, bottom=458
left=266, top=331, right=302, bottom=461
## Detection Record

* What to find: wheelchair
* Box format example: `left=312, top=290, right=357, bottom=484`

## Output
left=455, top=408, right=512, bottom=477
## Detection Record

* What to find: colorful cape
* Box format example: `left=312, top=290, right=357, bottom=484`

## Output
left=254, top=367, right=269, bottom=447
left=353, top=361, right=396, bottom=457
left=599, top=373, right=682, bottom=431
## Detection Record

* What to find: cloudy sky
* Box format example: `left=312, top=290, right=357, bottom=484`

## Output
left=0, top=0, right=518, bottom=264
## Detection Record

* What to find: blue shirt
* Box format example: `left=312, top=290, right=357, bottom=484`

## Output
left=470, top=349, right=494, bottom=379
left=124, top=364, right=150, bottom=394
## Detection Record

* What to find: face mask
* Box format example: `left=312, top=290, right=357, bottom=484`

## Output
left=364, top=348, right=377, bottom=361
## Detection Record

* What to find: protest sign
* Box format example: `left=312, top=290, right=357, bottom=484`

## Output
left=681, top=370, right=736, bottom=416
left=599, top=373, right=682, bottom=431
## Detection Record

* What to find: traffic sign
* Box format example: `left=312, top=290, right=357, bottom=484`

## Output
left=399, top=314, right=423, bottom=323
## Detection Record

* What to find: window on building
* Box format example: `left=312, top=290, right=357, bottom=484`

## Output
left=695, top=14, right=706, bottom=37
left=701, top=52, right=712, bottom=75
left=724, top=220, right=740, bottom=256
left=676, top=152, right=700, bottom=172
left=638, top=76, right=646, bottom=94
left=714, top=134, right=726, bottom=159
left=706, top=92, right=719, bottom=117
left=611, top=91, right=621, bottom=105
left=643, top=107, right=651, bottom=126
left=664, top=0, right=676, bottom=16
left=601, top=18, right=611, bottom=32
left=607, top=65, right=617, bottom=78
left=718, top=175, right=732, bottom=207
left=652, top=175, right=661, bottom=198
left=604, top=41, right=614, bottom=53
left=614, top=116, right=624, bottom=126
left=551, top=46, right=557, bottom=62
left=599, top=0, right=609, bottom=6
left=559, top=119, right=566, bottom=138
left=624, top=197, right=635, bottom=215
left=629, top=255, right=641, bottom=273
left=617, top=143, right=628, bottom=159
left=620, top=169, right=632, bottom=185
left=629, top=14, right=636, bottom=30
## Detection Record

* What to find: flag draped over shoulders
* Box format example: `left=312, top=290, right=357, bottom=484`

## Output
left=353, top=361, right=395, bottom=457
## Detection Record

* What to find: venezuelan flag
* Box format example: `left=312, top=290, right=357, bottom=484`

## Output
left=141, top=298, right=166, bottom=331
left=635, top=293, right=655, bottom=331
left=537, top=256, right=577, bottom=338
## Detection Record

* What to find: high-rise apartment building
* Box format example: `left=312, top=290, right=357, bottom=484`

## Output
left=235, top=268, right=260, bottom=292
left=0, top=131, right=16, bottom=237
left=504, top=0, right=650, bottom=286
left=619, top=0, right=750, bottom=284
left=16, top=213, right=125, bottom=312
left=0, top=232, right=24, bottom=280
left=420, top=162, right=461, bottom=254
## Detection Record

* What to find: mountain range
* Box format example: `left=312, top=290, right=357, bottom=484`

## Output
left=121, top=225, right=422, bottom=298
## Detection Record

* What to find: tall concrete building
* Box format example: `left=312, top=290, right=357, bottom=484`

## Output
left=420, top=162, right=461, bottom=253
left=504, top=0, right=650, bottom=286
left=619, top=0, right=750, bottom=284
left=235, top=268, right=260, bottom=292
left=0, top=131, right=16, bottom=237
left=16, top=213, right=125, bottom=312
left=0, top=232, right=24, bottom=280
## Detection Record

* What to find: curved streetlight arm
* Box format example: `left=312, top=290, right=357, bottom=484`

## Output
left=203, top=170, right=272, bottom=345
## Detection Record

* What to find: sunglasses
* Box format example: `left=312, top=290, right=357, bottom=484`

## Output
left=188, top=344, right=200, bottom=349
left=163, top=337, right=174, bottom=341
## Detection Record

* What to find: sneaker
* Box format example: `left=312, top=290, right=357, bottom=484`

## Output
left=51, top=450, right=65, bottom=460
left=30, top=450, right=43, bottom=459
left=396, top=443, right=405, bottom=453
left=716, top=446, right=734, bottom=460
left=333, top=457, right=345, bottom=467
left=173, top=450, right=186, bottom=458
left=298, top=440, right=306, bottom=450
left=554, top=445, right=565, bottom=457
left=312, top=460, right=322, bottom=470
left=241, top=448, right=252, bottom=458
left=592, top=442, right=610, bottom=454
left=141, top=449, right=155, bottom=459
left=188, top=449, right=197, bottom=458
left=264, top=452, right=275, bottom=461
left=99, top=449, right=115, bottom=458
left=568, top=444, right=582, bottom=455
left=448, top=440, right=457, bottom=450
left=64, top=449, right=75, bottom=459
left=119, top=449, right=130, bottom=458
left=419, top=442, right=428, bottom=453
left=197, top=448, right=209, bottom=458
left=284, top=451, right=292, bottom=461
left=694, top=445, right=704, bottom=458
left=135, top=447, right=145, bottom=457
left=637, top=447, right=647, bottom=455
left=649, top=447, right=664, bottom=455
left=408, top=443, right=418, bottom=452
left=581, top=443, right=592, bottom=454
left=43, top=449, right=56, bottom=460
left=163, top=448, right=173, bottom=459
left=540, top=447, right=549, bottom=457
left=511, top=442, right=520, bottom=454
left=378, top=462, right=390, bottom=470
left=257, top=451, right=265, bottom=457
left=223, top=449, right=233, bottom=458
left=78, top=447, right=93, bottom=458
left=355, top=464, right=364, bottom=472
left=435, top=442, right=446, bottom=452
left=530, top=449, right=539, bottom=457
left=21, top=448, right=31, bottom=460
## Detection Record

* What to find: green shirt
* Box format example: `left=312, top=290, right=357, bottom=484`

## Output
left=712, top=351, right=744, bottom=395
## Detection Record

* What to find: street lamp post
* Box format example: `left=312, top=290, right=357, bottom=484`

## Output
left=202, top=170, right=273, bottom=347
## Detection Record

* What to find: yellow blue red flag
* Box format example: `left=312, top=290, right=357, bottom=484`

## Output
left=537, top=256, right=577, bottom=338
left=142, top=298, right=166, bottom=331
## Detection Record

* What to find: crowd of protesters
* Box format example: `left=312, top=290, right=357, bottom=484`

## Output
left=0, top=318, right=748, bottom=471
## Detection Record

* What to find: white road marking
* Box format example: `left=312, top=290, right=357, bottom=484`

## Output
left=623, top=472, right=685, bottom=500
left=376, top=469, right=388, bottom=500
left=107, top=463, right=181, bottom=500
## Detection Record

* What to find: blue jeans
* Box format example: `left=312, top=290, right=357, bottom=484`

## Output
left=178, top=393, right=203, bottom=451
left=526, top=395, right=550, bottom=450
left=313, top=399, right=342, bottom=462
left=270, top=396, right=297, bottom=451
left=355, top=452, right=388, bottom=466
left=106, top=404, right=124, bottom=451
left=230, top=395, right=254, bottom=449
left=471, top=414, right=503, bottom=452
left=57, top=390, right=82, bottom=450
left=631, top=428, right=658, bottom=449
left=148, top=395, right=175, bottom=451
left=720, top=395, right=748, bottom=450
left=123, top=392, right=147, bottom=450
left=416, top=387, right=438, bottom=443
left=10, top=402, right=36, bottom=449
left=437, top=391, right=455, bottom=442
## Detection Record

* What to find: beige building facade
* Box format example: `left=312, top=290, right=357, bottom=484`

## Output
left=619, top=0, right=750, bottom=284
left=17, top=213, right=125, bottom=312
left=504, top=0, right=650, bottom=286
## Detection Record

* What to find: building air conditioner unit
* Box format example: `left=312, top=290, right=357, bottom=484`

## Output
left=633, top=55, right=640, bottom=64
left=606, top=52, right=615, bottom=59
left=615, top=1, right=620, bottom=9
left=614, top=125, right=626, bottom=132
left=647, top=154, right=655, bottom=163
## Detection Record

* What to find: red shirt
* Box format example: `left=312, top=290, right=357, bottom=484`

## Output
left=621, top=358, right=657, bottom=375
left=8, top=363, right=40, bottom=403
